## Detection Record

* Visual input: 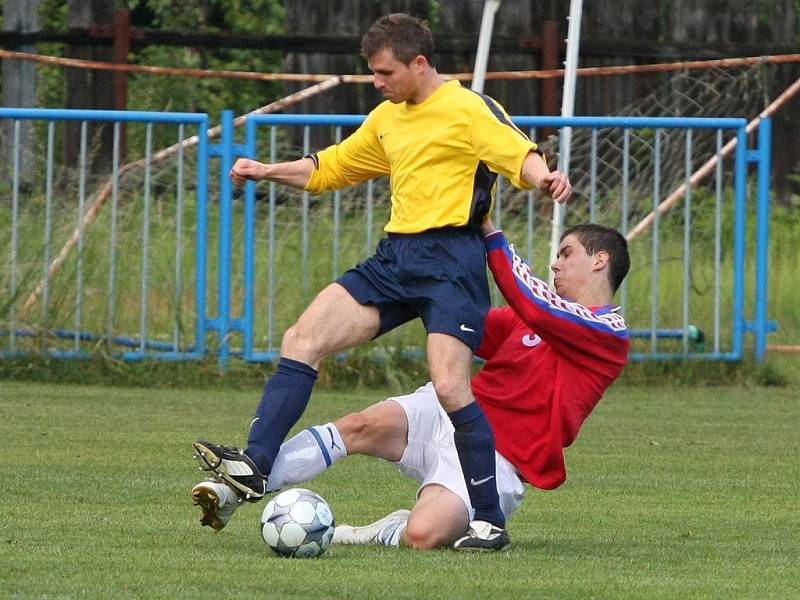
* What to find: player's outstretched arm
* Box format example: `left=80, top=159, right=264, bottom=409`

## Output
left=482, top=226, right=629, bottom=364
left=519, top=152, right=572, bottom=203
left=230, top=156, right=314, bottom=189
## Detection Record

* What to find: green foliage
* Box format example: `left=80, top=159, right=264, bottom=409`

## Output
left=127, top=0, right=287, bottom=115
left=127, top=0, right=284, bottom=33
left=30, top=0, right=288, bottom=114
left=756, top=0, right=779, bottom=25
left=39, top=0, right=68, bottom=29
left=0, top=353, right=271, bottom=389
left=619, top=356, right=792, bottom=387
left=3, top=349, right=793, bottom=390
left=2, top=381, right=798, bottom=598
left=427, top=0, right=442, bottom=32
left=0, top=345, right=435, bottom=393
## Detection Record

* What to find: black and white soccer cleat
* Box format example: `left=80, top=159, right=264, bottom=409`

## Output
left=192, top=440, right=267, bottom=502
left=452, top=520, right=511, bottom=552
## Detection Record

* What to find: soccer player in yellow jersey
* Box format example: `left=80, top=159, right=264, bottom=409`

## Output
left=193, top=13, right=571, bottom=551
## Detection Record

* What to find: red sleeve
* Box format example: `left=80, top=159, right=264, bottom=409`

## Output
left=483, top=231, right=629, bottom=371
left=475, top=307, right=516, bottom=360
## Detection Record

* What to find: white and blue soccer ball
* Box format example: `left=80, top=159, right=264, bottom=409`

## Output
left=260, top=488, right=335, bottom=558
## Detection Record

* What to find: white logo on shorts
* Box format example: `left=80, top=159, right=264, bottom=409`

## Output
left=470, top=475, right=495, bottom=486
left=460, top=324, right=476, bottom=333
left=521, top=334, right=542, bottom=347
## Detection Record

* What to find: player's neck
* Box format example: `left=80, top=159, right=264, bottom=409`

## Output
left=408, top=71, right=445, bottom=105
left=574, top=283, right=614, bottom=308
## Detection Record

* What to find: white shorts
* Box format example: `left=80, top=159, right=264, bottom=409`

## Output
left=388, top=382, right=527, bottom=521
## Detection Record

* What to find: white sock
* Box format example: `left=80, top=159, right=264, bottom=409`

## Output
left=267, top=423, right=347, bottom=491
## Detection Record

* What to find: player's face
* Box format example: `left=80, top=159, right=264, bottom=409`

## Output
left=368, top=48, right=423, bottom=103
left=551, top=234, right=593, bottom=299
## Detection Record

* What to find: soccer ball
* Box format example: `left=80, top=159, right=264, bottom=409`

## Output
left=260, top=488, right=335, bottom=558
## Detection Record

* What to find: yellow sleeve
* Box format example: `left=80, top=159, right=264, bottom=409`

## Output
left=470, top=97, right=539, bottom=189
left=305, top=113, right=390, bottom=192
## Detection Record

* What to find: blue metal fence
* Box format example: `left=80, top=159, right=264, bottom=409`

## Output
left=0, top=109, right=776, bottom=366
left=0, top=107, right=210, bottom=361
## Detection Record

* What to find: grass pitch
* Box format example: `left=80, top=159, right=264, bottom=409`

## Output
left=1, top=380, right=798, bottom=599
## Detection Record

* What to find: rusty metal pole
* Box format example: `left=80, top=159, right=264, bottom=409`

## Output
left=541, top=21, right=560, bottom=113
left=541, top=20, right=560, bottom=139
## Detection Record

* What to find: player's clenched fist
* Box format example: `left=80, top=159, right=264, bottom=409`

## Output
left=537, top=170, right=572, bottom=204
left=230, top=158, right=268, bottom=186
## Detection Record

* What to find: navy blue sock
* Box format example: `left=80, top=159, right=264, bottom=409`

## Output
left=246, top=357, right=318, bottom=476
left=449, top=402, right=505, bottom=528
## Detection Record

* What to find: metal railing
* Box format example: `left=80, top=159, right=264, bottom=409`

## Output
left=1, top=108, right=210, bottom=361
left=0, top=109, right=776, bottom=365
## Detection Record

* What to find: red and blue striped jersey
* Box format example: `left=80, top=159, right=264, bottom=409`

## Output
left=472, top=231, right=630, bottom=490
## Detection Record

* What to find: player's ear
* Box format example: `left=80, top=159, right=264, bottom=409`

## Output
left=411, top=54, right=428, bottom=71
left=592, top=250, right=609, bottom=272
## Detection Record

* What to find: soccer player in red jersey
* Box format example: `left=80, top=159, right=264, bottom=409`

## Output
left=193, top=219, right=630, bottom=549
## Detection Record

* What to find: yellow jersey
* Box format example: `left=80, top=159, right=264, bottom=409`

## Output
left=305, top=80, right=539, bottom=234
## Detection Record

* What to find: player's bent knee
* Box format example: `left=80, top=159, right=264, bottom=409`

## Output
left=430, top=376, right=471, bottom=410
left=335, top=411, right=388, bottom=456
left=336, top=411, right=370, bottom=441
left=280, top=324, right=321, bottom=362
left=280, top=324, right=304, bottom=350
left=403, top=520, right=447, bottom=550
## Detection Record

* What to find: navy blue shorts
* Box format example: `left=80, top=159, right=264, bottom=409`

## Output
left=336, top=227, right=490, bottom=350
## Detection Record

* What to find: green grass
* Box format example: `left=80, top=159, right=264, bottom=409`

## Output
left=1, top=381, right=798, bottom=599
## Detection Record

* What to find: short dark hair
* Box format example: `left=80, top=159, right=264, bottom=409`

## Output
left=361, top=13, right=435, bottom=65
left=561, top=223, right=630, bottom=293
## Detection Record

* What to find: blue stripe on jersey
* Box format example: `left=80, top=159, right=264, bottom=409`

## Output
left=306, top=427, right=332, bottom=467
left=485, top=230, right=505, bottom=251
left=502, top=241, right=630, bottom=339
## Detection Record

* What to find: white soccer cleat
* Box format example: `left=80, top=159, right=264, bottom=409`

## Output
left=332, top=509, right=410, bottom=546
left=191, top=479, right=242, bottom=532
